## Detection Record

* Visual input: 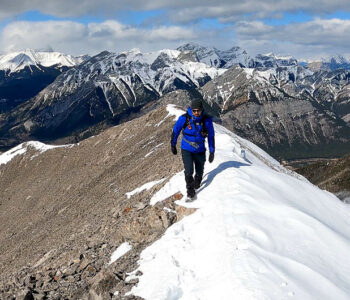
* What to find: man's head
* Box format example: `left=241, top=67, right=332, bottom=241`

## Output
left=191, top=99, right=203, bottom=117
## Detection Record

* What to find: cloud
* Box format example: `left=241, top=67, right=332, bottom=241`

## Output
left=235, top=18, right=350, bottom=58
left=1, top=2, right=350, bottom=59
left=1, top=1, right=350, bottom=23
left=0, top=20, right=198, bottom=55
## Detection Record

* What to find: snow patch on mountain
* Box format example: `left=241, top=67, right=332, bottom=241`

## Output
left=109, top=242, right=132, bottom=265
left=0, top=141, right=72, bottom=166
left=125, top=178, right=166, bottom=199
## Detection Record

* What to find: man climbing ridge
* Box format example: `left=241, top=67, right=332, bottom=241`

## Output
left=171, top=99, right=215, bottom=200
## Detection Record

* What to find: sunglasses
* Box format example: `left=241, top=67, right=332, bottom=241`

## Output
left=192, top=109, right=202, bottom=113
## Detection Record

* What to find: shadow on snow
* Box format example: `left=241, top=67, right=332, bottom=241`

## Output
left=198, top=160, right=250, bottom=192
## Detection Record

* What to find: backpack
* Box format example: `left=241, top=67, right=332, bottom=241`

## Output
left=181, top=113, right=209, bottom=138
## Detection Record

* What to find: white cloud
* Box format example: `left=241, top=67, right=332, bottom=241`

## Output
left=0, top=20, right=197, bottom=55
left=0, top=1, right=350, bottom=22
left=235, top=18, right=350, bottom=59
left=0, top=2, right=350, bottom=59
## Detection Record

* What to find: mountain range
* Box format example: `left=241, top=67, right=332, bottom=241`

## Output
left=0, top=44, right=349, bottom=159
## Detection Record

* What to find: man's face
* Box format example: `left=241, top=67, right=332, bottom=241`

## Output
left=192, top=109, right=202, bottom=117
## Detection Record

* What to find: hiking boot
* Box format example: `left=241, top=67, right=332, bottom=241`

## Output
left=187, top=188, right=196, bottom=199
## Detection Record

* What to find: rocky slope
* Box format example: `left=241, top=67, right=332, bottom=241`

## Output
left=296, top=154, right=350, bottom=202
left=0, top=106, right=195, bottom=299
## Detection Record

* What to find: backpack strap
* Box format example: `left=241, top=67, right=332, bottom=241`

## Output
left=182, top=113, right=191, bottom=131
left=200, top=114, right=209, bottom=137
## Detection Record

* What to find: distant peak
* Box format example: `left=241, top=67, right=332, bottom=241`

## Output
left=0, top=49, right=86, bottom=72
left=177, top=43, right=206, bottom=51
left=129, top=48, right=141, bottom=54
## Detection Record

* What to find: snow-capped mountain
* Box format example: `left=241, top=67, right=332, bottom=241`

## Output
left=306, top=55, right=350, bottom=71
left=0, top=44, right=349, bottom=159
left=176, top=43, right=300, bottom=70
left=177, top=42, right=255, bottom=68
left=253, top=53, right=299, bottom=69
left=0, top=50, right=89, bottom=114
left=1, top=105, right=350, bottom=299
left=0, top=49, right=87, bottom=73
left=0, top=48, right=225, bottom=149
left=198, top=65, right=350, bottom=158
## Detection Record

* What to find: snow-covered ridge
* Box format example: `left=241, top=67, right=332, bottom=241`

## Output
left=0, top=49, right=86, bottom=73
left=123, top=48, right=181, bottom=65
left=48, top=47, right=226, bottom=104
left=177, top=42, right=253, bottom=68
left=0, top=141, right=72, bottom=166
left=306, top=54, right=350, bottom=64
left=127, top=104, right=350, bottom=300
left=243, top=65, right=313, bottom=83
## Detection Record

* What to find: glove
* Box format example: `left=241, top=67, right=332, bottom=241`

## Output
left=171, top=145, right=177, bottom=155
left=209, top=152, right=214, bottom=163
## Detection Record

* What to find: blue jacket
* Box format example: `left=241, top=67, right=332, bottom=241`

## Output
left=171, top=107, right=215, bottom=153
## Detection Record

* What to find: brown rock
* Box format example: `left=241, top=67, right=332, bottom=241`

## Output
left=175, top=205, right=197, bottom=221
left=90, top=271, right=118, bottom=297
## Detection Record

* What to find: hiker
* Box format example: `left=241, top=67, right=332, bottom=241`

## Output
left=170, top=100, right=215, bottom=199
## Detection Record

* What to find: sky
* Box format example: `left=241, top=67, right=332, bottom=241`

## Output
left=0, top=0, right=350, bottom=60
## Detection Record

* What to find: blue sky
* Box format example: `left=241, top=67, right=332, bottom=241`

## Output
left=0, top=1, right=349, bottom=59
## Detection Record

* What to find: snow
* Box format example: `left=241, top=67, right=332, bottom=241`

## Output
left=0, top=141, right=69, bottom=166
left=155, top=104, right=184, bottom=127
left=243, top=67, right=254, bottom=79
left=145, top=143, right=164, bottom=158
left=0, top=49, right=84, bottom=73
left=177, top=61, right=226, bottom=85
left=125, top=178, right=166, bottom=199
left=127, top=105, right=350, bottom=300
left=125, top=49, right=180, bottom=65
left=109, top=242, right=132, bottom=264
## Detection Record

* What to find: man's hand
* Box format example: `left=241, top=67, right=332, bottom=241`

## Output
left=171, top=145, right=177, bottom=155
left=209, top=152, right=214, bottom=163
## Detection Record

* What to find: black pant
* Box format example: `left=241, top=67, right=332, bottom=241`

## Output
left=182, top=149, right=206, bottom=193
left=181, top=149, right=206, bottom=178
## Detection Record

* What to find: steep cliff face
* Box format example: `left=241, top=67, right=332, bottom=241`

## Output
left=200, top=65, right=350, bottom=158
left=311, top=69, right=350, bottom=123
